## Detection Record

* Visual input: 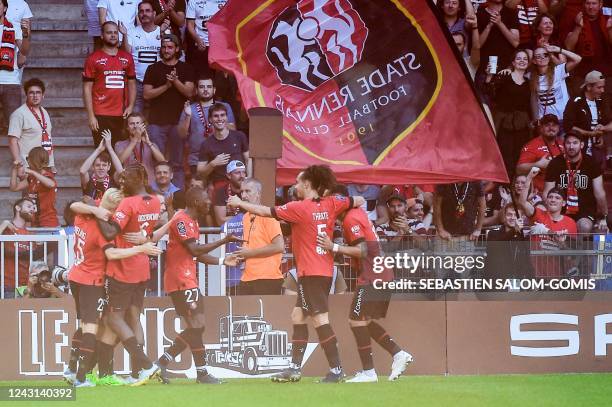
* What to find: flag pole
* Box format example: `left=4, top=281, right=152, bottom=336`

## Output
left=248, top=107, right=283, bottom=206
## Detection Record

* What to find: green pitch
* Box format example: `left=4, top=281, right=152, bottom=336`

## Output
left=2, top=374, right=612, bottom=407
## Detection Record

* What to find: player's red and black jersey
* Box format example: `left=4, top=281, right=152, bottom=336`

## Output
left=342, top=208, right=393, bottom=286
left=106, top=195, right=160, bottom=284
left=83, top=49, right=136, bottom=116
left=165, top=210, right=200, bottom=293
left=272, top=195, right=352, bottom=278
left=69, top=214, right=113, bottom=287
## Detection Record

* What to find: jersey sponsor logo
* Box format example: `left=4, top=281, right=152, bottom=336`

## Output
left=105, top=74, right=126, bottom=89
left=136, top=50, right=159, bottom=64
left=312, top=211, right=329, bottom=221
left=177, top=221, right=187, bottom=237
left=138, top=213, right=160, bottom=222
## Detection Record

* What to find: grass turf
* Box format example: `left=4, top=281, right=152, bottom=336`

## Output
left=1, top=374, right=611, bottom=407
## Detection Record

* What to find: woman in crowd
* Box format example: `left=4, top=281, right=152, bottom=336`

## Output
left=529, top=44, right=581, bottom=124
left=529, top=13, right=567, bottom=64
left=486, top=49, right=532, bottom=179
left=500, top=174, right=542, bottom=227
left=9, top=146, right=58, bottom=227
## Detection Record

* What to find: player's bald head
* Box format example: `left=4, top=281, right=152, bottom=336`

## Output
left=186, top=186, right=209, bottom=209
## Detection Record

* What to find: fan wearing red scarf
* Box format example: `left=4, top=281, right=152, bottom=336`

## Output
left=80, top=129, right=124, bottom=200
left=543, top=132, right=608, bottom=233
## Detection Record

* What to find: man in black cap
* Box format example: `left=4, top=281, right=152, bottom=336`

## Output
left=516, top=113, right=565, bottom=194
left=563, top=71, right=612, bottom=169
left=143, top=34, right=195, bottom=189
left=374, top=194, right=412, bottom=241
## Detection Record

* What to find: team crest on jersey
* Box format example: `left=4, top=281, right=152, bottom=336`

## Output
left=351, top=225, right=360, bottom=234
left=177, top=221, right=187, bottom=236
left=115, top=211, right=126, bottom=220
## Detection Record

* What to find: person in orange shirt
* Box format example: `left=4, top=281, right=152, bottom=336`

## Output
left=233, top=178, right=285, bottom=295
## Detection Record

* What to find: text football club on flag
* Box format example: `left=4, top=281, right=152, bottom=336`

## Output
left=208, top=0, right=508, bottom=185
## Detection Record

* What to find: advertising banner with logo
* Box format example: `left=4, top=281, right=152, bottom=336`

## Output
left=4, top=295, right=611, bottom=380
left=446, top=300, right=612, bottom=374
left=207, top=0, right=507, bottom=185
left=1, top=296, right=446, bottom=380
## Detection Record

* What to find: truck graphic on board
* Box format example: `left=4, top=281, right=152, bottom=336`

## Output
left=205, top=297, right=292, bottom=374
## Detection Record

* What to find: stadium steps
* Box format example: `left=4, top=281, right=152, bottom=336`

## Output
left=0, top=1, right=91, bottom=222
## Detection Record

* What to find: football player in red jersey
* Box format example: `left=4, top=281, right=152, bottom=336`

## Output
left=317, top=186, right=413, bottom=383
left=83, top=21, right=136, bottom=145
left=228, top=165, right=364, bottom=383
left=129, top=186, right=239, bottom=384
left=66, top=188, right=162, bottom=387
left=93, top=163, right=162, bottom=385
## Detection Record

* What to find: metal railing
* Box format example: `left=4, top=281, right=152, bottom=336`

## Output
left=3, top=229, right=612, bottom=298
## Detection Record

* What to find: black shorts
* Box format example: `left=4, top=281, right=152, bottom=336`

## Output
left=237, top=279, right=284, bottom=295
left=349, top=285, right=391, bottom=321
left=170, top=288, right=205, bottom=319
left=69, top=281, right=106, bottom=324
left=106, top=277, right=146, bottom=312
left=296, top=276, right=332, bottom=316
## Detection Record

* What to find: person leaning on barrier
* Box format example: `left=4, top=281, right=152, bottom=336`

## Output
left=485, top=203, right=534, bottom=282
left=0, top=198, right=39, bottom=298
left=232, top=178, right=285, bottom=296
left=21, top=261, right=66, bottom=299
left=433, top=182, right=486, bottom=279
left=375, top=194, right=412, bottom=241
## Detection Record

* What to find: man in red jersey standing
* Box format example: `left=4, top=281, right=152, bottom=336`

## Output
left=228, top=165, right=364, bottom=383
left=148, top=186, right=239, bottom=384
left=94, top=163, right=161, bottom=385
left=83, top=21, right=136, bottom=146
left=317, top=186, right=413, bottom=383
left=66, top=188, right=162, bottom=387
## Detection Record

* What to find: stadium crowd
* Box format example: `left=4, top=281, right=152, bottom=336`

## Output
left=0, top=0, right=611, bottom=296
left=0, top=0, right=609, bottom=389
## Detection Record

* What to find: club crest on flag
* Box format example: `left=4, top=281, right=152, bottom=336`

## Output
left=208, top=0, right=508, bottom=184
left=266, top=0, right=368, bottom=92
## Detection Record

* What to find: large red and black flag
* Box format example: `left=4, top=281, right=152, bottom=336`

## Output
left=208, top=0, right=508, bottom=185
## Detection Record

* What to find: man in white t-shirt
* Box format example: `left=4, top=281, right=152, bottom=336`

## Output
left=8, top=78, right=54, bottom=168
left=0, top=0, right=24, bottom=126
left=98, top=0, right=138, bottom=41
left=120, top=1, right=169, bottom=113
left=186, top=0, right=227, bottom=77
